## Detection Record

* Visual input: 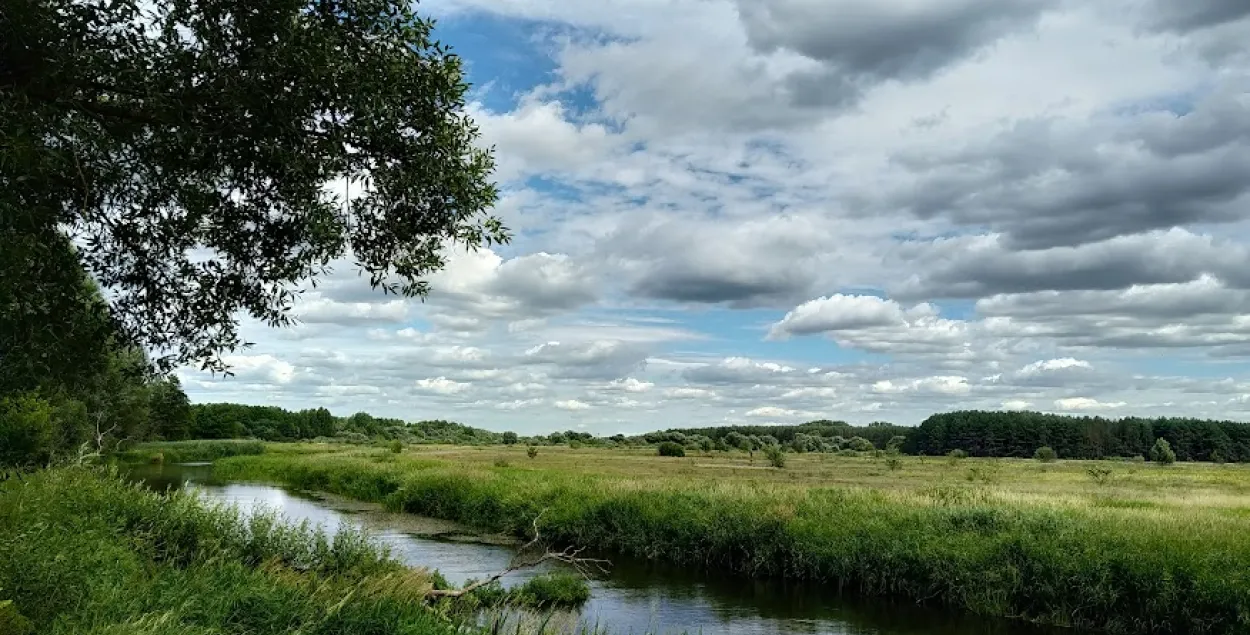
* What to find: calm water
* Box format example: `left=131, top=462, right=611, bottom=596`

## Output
left=131, top=463, right=1063, bottom=635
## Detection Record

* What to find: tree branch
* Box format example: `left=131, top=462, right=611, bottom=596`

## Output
left=426, top=509, right=610, bottom=600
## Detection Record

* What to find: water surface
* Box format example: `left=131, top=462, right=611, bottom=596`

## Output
left=131, top=462, right=1065, bottom=635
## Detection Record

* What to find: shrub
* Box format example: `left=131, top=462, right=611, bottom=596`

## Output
left=501, top=431, right=518, bottom=445
left=0, top=394, right=55, bottom=468
left=947, top=449, right=968, bottom=460
left=493, top=458, right=511, bottom=468
left=568, top=440, right=583, bottom=450
left=1150, top=438, right=1176, bottom=465
left=1033, top=446, right=1057, bottom=462
left=1211, top=449, right=1226, bottom=464
left=510, top=572, right=591, bottom=608
left=764, top=445, right=786, bottom=468
left=886, top=435, right=907, bottom=452
left=388, top=440, right=403, bottom=454
left=1087, top=466, right=1114, bottom=485
left=885, top=456, right=903, bottom=471
left=848, top=436, right=876, bottom=452
left=657, top=442, right=686, bottom=458
left=526, top=446, right=539, bottom=459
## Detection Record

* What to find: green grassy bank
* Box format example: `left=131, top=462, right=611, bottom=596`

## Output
left=212, top=446, right=1250, bottom=634
left=0, top=466, right=516, bottom=635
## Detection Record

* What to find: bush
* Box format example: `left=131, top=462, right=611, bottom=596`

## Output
left=1033, top=446, right=1057, bottom=463
left=885, top=456, right=903, bottom=471
left=1150, top=438, right=1176, bottom=465
left=947, top=449, right=968, bottom=460
left=388, top=440, right=403, bottom=454
left=526, top=446, right=539, bottom=459
left=0, top=394, right=55, bottom=468
left=568, top=440, right=583, bottom=450
left=764, top=445, right=786, bottom=468
left=493, top=458, right=511, bottom=468
left=1087, top=466, right=1114, bottom=485
left=509, top=572, right=591, bottom=608
left=657, top=442, right=686, bottom=457
left=1210, top=449, right=1226, bottom=464
left=848, top=436, right=876, bottom=452
left=501, top=431, right=518, bottom=445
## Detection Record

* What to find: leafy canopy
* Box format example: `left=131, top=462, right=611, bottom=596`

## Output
left=2, top=0, right=506, bottom=376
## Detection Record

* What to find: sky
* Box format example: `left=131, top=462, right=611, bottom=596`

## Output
left=181, top=0, right=1250, bottom=435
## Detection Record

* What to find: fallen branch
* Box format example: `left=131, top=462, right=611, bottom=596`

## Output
left=427, top=510, right=610, bottom=599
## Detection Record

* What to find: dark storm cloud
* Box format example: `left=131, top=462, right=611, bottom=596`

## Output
left=737, top=0, right=1050, bottom=106
left=888, top=86, right=1250, bottom=249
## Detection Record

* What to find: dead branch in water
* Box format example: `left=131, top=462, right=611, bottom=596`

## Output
left=426, top=510, right=611, bottom=599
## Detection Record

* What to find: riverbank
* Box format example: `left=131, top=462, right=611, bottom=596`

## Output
left=209, top=443, right=1250, bottom=634
left=0, top=466, right=592, bottom=635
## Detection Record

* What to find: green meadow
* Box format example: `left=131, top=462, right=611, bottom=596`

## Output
left=199, top=442, right=1250, bottom=634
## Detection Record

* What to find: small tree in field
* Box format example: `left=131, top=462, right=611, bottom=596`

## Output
left=502, top=431, right=519, bottom=445
left=527, top=446, right=539, bottom=459
left=764, top=445, right=786, bottom=468
left=1034, top=446, right=1057, bottom=463
left=1150, top=438, right=1176, bottom=465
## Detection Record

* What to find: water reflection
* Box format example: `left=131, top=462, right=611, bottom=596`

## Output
left=128, top=463, right=1065, bottom=635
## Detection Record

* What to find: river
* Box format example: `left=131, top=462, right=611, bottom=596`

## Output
left=130, top=462, right=1064, bottom=635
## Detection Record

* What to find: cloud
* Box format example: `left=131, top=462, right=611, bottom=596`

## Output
left=1054, top=397, right=1127, bottom=411
left=745, top=406, right=813, bottom=418
left=554, top=399, right=592, bottom=411
left=414, top=377, right=472, bottom=395
left=894, top=229, right=1250, bottom=300
left=664, top=387, right=720, bottom=400
left=607, top=377, right=654, bottom=393
left=767, top=294, right=908, bottom=337
left=523, top=340, right=649, bottom=379
left=737, top=0, right=1051, bottom=106
left=887, top=85, right=1250, bottom=249
left=872, top=376, right=971, bottom=396
left=1002, top=399, right=1034, bottom=411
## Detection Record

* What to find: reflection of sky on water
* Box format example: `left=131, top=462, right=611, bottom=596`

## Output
left=136, top=464, right=1065, bottom=635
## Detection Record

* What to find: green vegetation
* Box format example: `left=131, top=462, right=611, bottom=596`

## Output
left=1034, top=446, right=1057, bottom=462
left=211, top=444, right=1250, bottom=633
left=656, top=442, right=686, bottom=457
left=909, top=410, right=1250, bottom=461
left=511, top=573, right=593, bottom=608
left=0, top=467, right=469, bottom=635
left=1151, top=438, right=1178, bottom=465
left=763, top=445, right=786, bottom=468
left=527, top=446, right=540, bottom=459
left=114, top=439, right=266, bottom=464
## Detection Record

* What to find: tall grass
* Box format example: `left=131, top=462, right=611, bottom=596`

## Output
left=0, top=466, right=468, bottom=635
left=214, top=451, right=1250, bottom=634
left=114, top=439, right=266, bottom=464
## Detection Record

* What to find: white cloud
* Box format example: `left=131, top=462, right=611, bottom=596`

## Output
left=554, top=399, right=592, bottom=411
left=1054, top=397, right=1128, bottom=411
left=414, top=377, right=472, bottom=395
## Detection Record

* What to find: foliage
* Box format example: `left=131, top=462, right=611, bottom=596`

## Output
left=1150, top=438, right=1177, bottom=465
left=2, top=0, right=506, bottom=375
left=0, top=467, right=462, bottom=635
left=763, top=445, right=786, bottom=468
left=847, top=436, right=876, bottom=452
left=147, top=376, right=192, bottom=441
left=1087, top=466, right=1114, bottom=485
left=947, top=449, right=968, bottom=460
left=508, top=573, right=591, bottom=608
left=216, top=448, right=1250, bottom=634
left=0, top=394, right=55, bottom=468
left=665, top=421, right=909, bottom=452
left=657, top=442, right=686, bottom=458
left=493, top=458, right=511, bottom=468
left=885, top=456, right=903, bottom=471
left=909, top=410, right=1250, bottom=462
left=1034, top=446, right=1058, bottom=462
left=389, top=440, right=404, bottom=454
left=114, top=440, right=265, bottom=464
left=526, top=446, right=539, bottom=459
left=501, top=431, right=519, bottom=445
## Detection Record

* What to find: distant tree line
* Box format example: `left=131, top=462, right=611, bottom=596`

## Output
left=189, top=403, right=502, bottom=445
left=905, top=410, right=1250, bottom=462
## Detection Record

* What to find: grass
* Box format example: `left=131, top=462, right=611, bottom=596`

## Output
left=206, top=443, right=1250, bottom=634
left=114, top=439, right=266, bottom=464
left=0, top=466, right=607, bottom=635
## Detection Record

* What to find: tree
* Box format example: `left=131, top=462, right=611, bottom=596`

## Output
left=502, top=431, right=519, bottom=445
left=3, top=0, right=506, bottom=375
left=1150, top=438, right=1177, bottom=465
left=148, top=376, right=192, bottom=440
left=1034, top=445, right=1057, bottom=463
left=657, top=442, right=685, bottom=457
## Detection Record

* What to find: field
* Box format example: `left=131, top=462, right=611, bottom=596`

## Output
left=201, top=442, right=1250, bottom=634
